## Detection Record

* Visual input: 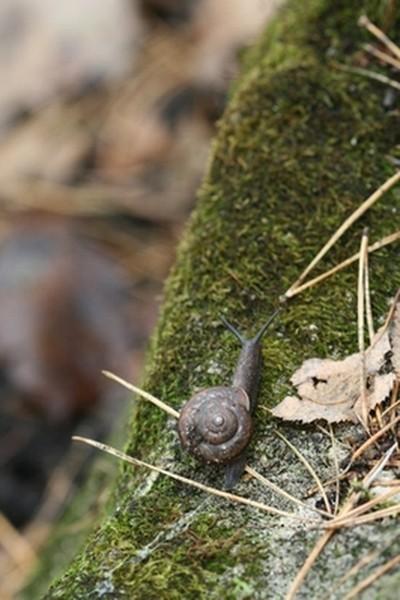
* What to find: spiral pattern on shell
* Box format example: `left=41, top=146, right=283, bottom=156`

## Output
left=177, top=386, right=252, bottom=464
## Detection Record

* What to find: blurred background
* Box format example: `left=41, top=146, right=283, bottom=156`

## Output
left=0, top=1, right=282, bottom=596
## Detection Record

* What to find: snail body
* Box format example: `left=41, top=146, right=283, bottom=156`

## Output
left=178, top=309, right=279, bottom=488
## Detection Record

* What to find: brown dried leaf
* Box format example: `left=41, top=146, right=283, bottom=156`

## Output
left=390, top=301, right=400, bottom=378
left=272, top=295, right=400, bottom=423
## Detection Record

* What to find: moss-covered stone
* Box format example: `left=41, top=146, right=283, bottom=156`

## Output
left=33, top=0, right=400, bottom=598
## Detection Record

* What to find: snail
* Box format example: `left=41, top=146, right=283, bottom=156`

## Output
left=178, top=309, right=280, bottom=489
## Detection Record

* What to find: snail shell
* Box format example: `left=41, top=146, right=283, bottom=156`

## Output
left=177, top=386, right=252, bottom=464
left=178, top=309, right=280, bottom=487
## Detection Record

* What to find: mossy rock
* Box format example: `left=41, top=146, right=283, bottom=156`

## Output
left=30, top=0, right=400, bottom=598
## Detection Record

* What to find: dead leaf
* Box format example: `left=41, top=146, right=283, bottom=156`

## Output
left=0, top=218, right=134, bottom=422
left=272, top=293, right=399, bottom=423
left=390, top=300, right=400, bottom=378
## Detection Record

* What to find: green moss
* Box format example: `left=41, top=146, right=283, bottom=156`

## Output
left=37, top=0, right=400, bottom=598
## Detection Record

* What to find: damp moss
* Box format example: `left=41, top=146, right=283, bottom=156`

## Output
left=32, top=0, right=400, bottom=598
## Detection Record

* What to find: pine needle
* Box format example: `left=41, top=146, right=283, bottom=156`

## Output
left=381, top=397, right=400, bottom=418
left=285, top=230, right=400, bottom=298
left=363, top=43, right=400, bottom=71
left=328, top=424, right=340, bottom=515
left=357, top=229, right=369, bottom=428
left=286, top=444, right=398, bottom=598
left=364, top=237, right=383, bottom=425
left=72, top=436, right=315, bottom=523
left=245, top=466, right=330, bottom=518
left=327, top=487, right=400, bottom=527
left=104, top=373, right=316, bottom=517
left=285, top=529, right=334, bottom=599
left=330, top=503, right=400, bottom=529
left=335, top=64, right=400, bottom=92
left=337, top=549, right=380, bottom=587
left=363, top=231, right=374, bottom=344
left=379, top=288, right=400, bottom=337
left=103, top=370, right=180, bottom=418
left=285, top=171, right=400, bottom=297
left=351, top=415, right=400, bottom=462
left=371, top=479, right=400, bottom=487
left=275, top=431, right=332, bottom=515
left=389, top=379, right=400, bottom=435
left=363, top=443, right=398, bottom=488
left=343, top=553, right=400, bottom=600
left=358, top=15, right=400, bottom=61
left=285, top=488, right=363, bottom=600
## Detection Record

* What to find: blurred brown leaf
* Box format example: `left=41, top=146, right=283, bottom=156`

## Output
left=0, top=218, right=134, bottom=422
left=0, top=0, right=141, bottom=131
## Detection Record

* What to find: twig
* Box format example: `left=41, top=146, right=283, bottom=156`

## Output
left=343, top=553, right=400, bottom=600
left=285, top=171, right=400, bottom=297
left=103, top=370, right=179, bottom=418
left=275, top=431, right=332, bottom=515
left=358, top=15, right=400, bottom=61
left=72, top=437, right=314, bottom=523
left=334, top=64, right=400, bottom=92
left=358, top=229, right=369, bottom=428
left=285, top=231, right=400, bottom=298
